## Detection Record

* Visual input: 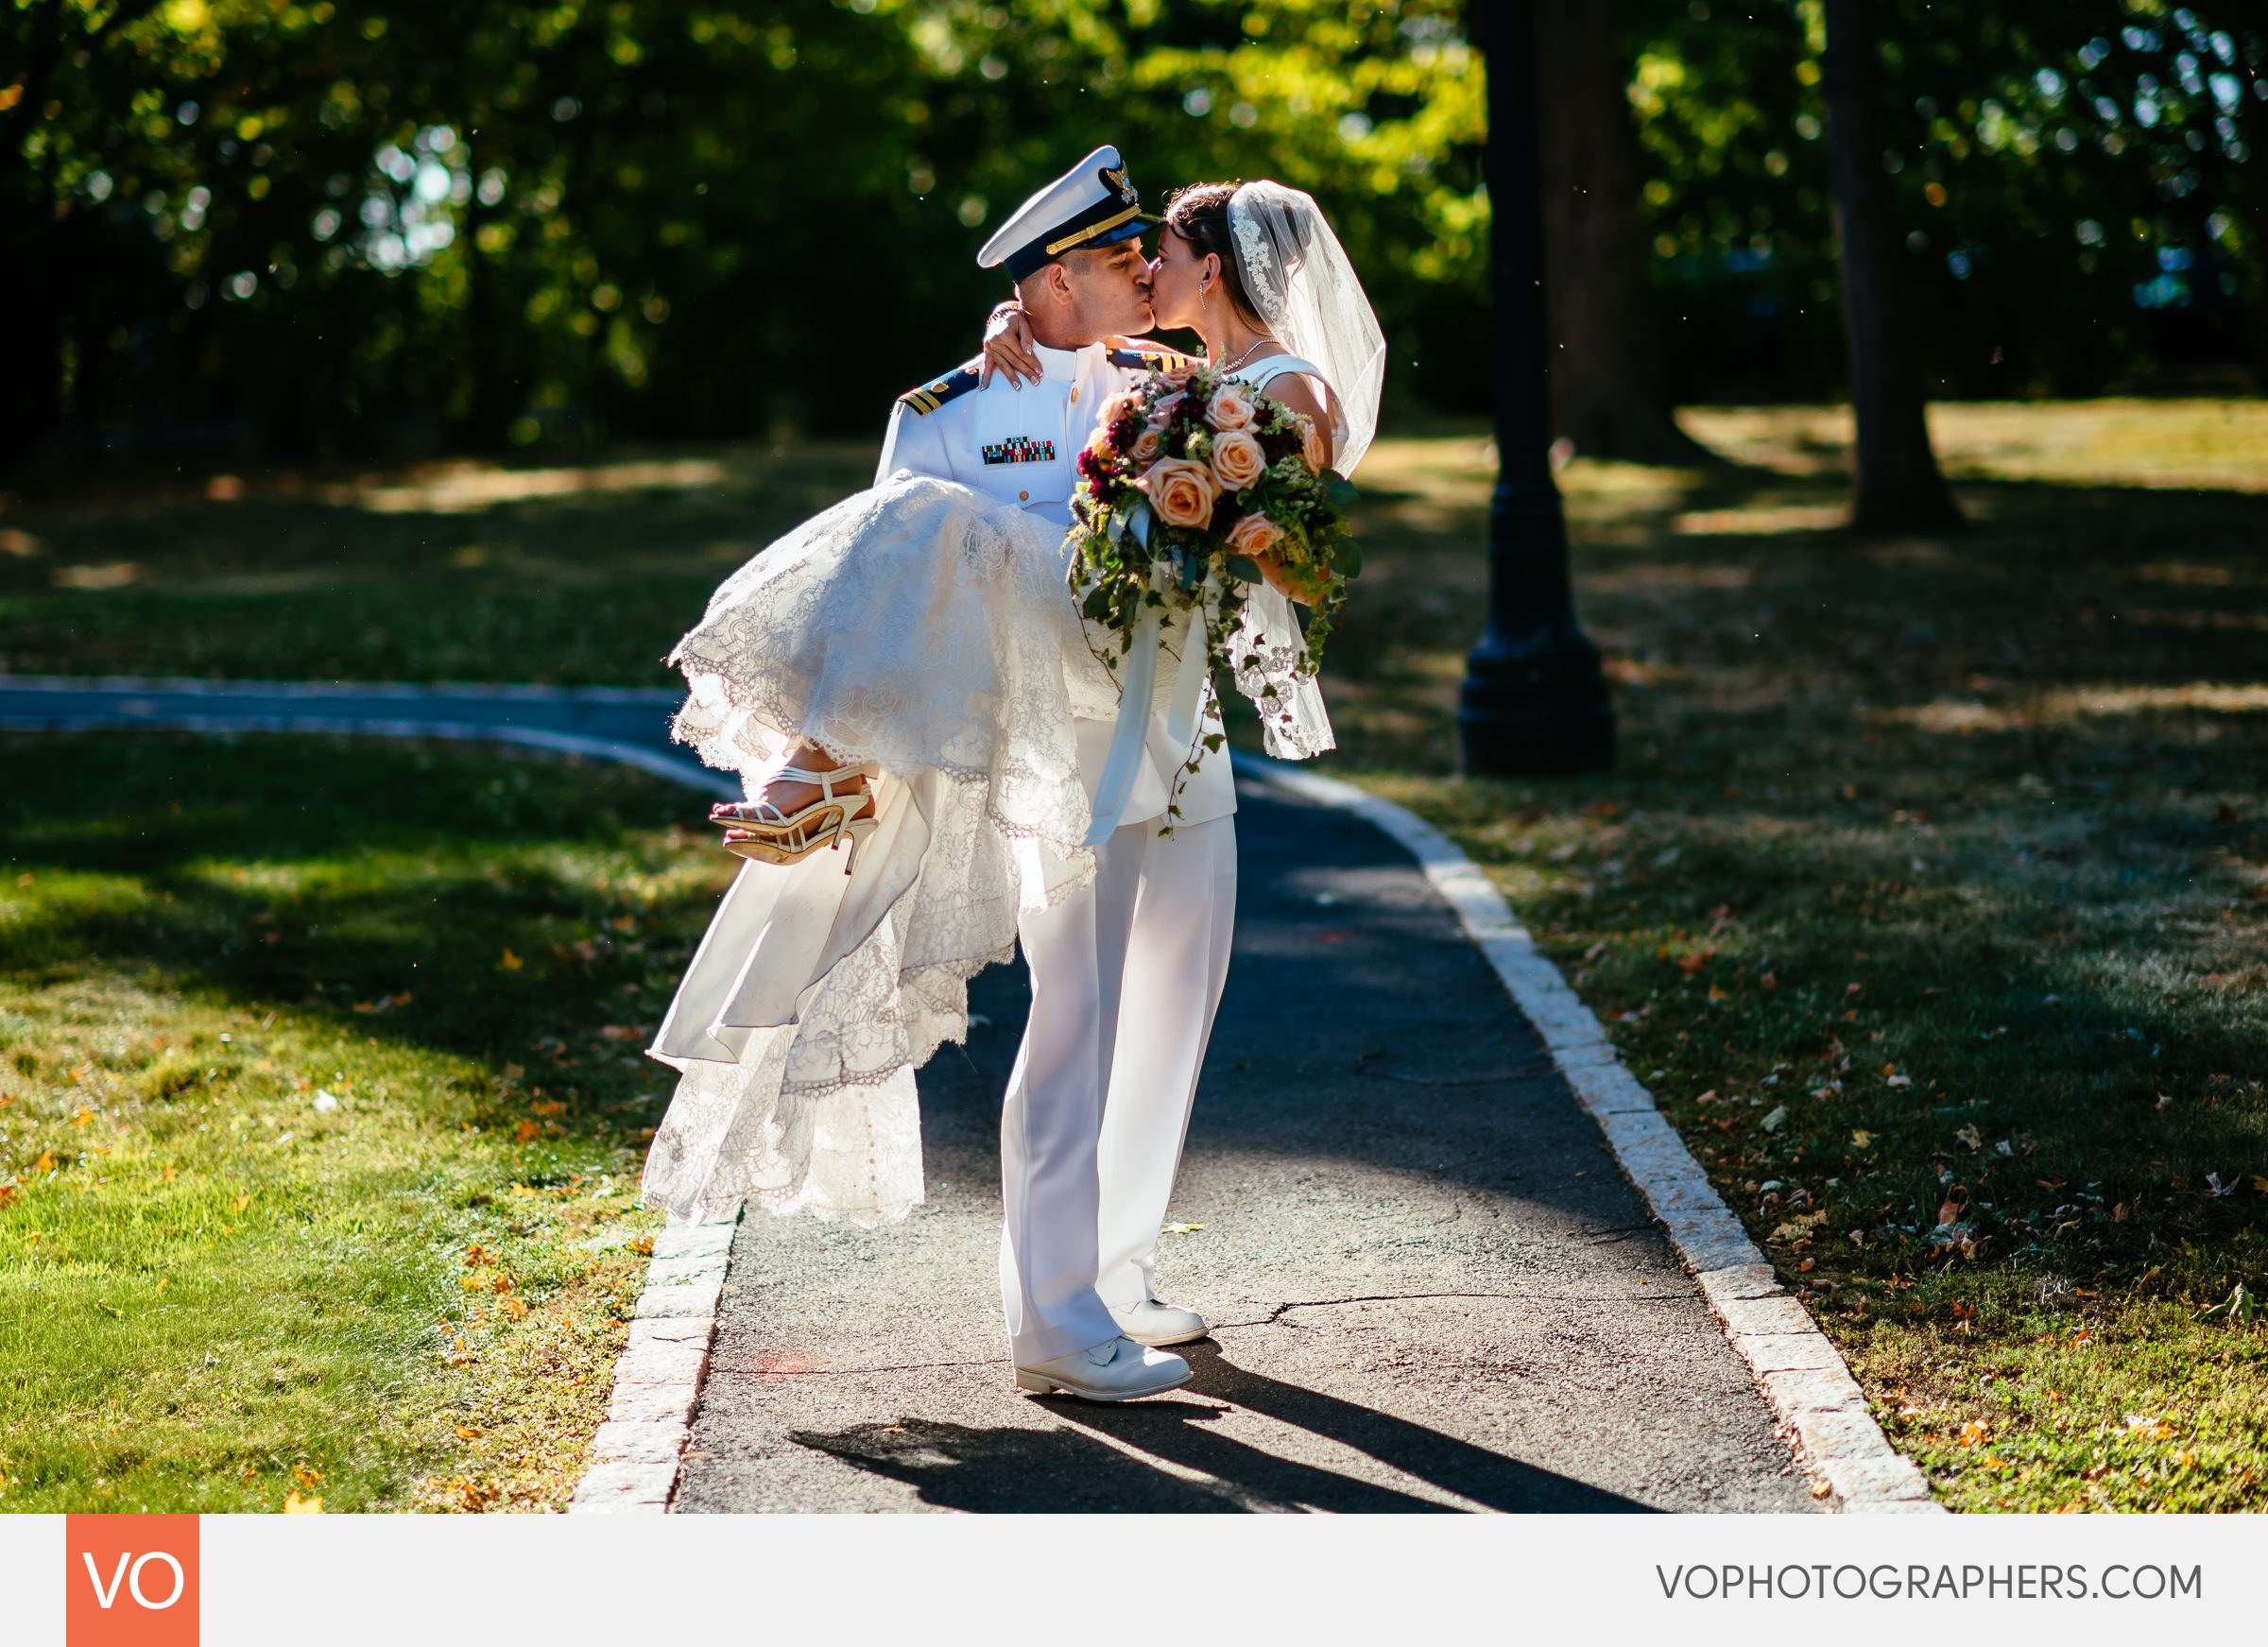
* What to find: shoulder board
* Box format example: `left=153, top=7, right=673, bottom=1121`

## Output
left=1108, top=346, right=1201, bottom=373
left=897, top=362, right=981, bottom=416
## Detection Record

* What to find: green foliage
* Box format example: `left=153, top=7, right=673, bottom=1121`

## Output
left=8, top=2, right=2261, bottom=464
left=1626, top=0, right=2264, bottom=399
left=12, top=0, right=1482, bottom=459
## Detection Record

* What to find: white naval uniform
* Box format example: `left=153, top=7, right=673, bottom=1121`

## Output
left=879, top=341, right=1237, bottom=1362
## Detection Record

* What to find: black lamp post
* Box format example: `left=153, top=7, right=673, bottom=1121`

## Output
left=1456, top=0, right=1617, bottom=777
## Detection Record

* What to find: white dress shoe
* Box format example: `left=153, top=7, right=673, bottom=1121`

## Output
left=1107, top=1298, right=1211, bottom=1347
left=1015, top=1335, right=1191, bottom=1401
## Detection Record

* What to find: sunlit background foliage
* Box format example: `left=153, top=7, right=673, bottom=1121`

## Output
left=4, top=0, right=2259, bottom=463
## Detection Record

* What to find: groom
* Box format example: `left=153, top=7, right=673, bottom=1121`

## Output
left=875, top=146, right=1235, bottom=1401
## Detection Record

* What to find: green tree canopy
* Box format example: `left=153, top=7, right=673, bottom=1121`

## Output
left=6, top=0, right=2259, bottom=467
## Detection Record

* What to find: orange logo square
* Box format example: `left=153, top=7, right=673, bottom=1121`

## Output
left=66, top=1515, right=198, bottom=1646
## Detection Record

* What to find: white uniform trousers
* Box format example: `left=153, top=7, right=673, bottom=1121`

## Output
left=997, top=814, right=1237, bottom=1364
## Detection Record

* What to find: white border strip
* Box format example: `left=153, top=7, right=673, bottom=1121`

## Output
left=569, top=1213, right=740, bottom=1513
left=0, top=701, right=736, bottom=799
left=0, top=672, right=683, bottom=704
left=1231, top=751, right=1940, bottom=1514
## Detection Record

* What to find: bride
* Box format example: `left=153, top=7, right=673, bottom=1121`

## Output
left=641, top=177, right=1385, bottom=1228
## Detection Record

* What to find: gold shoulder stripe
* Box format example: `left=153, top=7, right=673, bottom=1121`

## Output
left=1044, top=202, right=1142, bottom=257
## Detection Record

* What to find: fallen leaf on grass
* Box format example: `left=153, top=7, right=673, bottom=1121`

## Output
left=283, top=1492, right=322, bottom=1514
left=230, top=1192, right=251, bottom=1213
left=500, top=1296, right=528, bottom=1321
left=628, top=1234, right=654, bottom=1256
left=2123, top=1414, right=2174, bottom=1441
left=1768, top=1210, right=1828, bottom=1244
left=1850, top=1129, right=1875, bottom=1148
left=455, top=1426, right=484, bottom=1442
left=1954, top=1124, right=1983, bottom=1150
left=511, top=1120, right=541, bottom=1143
left=497, top=949, right=523, bottom=972
left=1959, top=1420, right=1990, bottom=1448
left=1759, top=1105, right=1789, bottom=1133
left=1707, top=984, right=1727, bottom=1002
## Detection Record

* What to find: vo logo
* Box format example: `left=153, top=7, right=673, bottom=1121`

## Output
left=65, top=1515, right=198, bottom=1646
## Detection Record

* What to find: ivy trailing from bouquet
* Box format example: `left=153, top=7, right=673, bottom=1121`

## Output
left=1064, top=363, right=1361, bottom=780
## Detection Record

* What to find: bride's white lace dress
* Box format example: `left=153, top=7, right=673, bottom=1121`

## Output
left=642, top=478, right=1119, bottom=1226
left=641, top=178, right=1386, bottom=1228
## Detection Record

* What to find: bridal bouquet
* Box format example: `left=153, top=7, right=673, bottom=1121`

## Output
left=1065, top=366, right=1362, bottom=722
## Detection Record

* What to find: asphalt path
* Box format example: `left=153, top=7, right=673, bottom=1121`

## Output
left=3, top=676, right=1814, bottom=1512
left=678, top=778, right=1818, bottom=1514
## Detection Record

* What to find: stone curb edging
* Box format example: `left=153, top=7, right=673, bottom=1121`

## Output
left=567, top=1212, right=742, bottom=1513
left=0, top=674, right=738, bottom=800
left=1231, top=752, right=1941, bottom=1515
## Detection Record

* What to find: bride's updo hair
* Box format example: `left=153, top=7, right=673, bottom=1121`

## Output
left=1161, top=181, right=1267, bottom=327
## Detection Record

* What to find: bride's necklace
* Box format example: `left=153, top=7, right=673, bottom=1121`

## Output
left=1212, top=334, right=1280, bottom=376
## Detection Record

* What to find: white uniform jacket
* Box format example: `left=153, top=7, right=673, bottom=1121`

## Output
left=874, top=340, right=1234, bottom=831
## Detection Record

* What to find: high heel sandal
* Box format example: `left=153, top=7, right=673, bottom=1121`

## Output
left=713, top=761, right=880, bottom=876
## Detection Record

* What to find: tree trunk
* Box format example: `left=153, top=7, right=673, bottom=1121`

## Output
left=1531, top=0, right=1712, bottom=466
left=2232, top=22, right=2268, bottom=386
left=1821, top=0, right=1962, bottom=532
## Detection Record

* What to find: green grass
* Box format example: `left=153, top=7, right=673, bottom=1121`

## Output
left=1326, top=404, right=2268, bottom=1512
left=0, top=445, right=876, bottom=683
left=0, top=733, right=733, bottom=1511
left=4, top=403, right=2264, bottom=1512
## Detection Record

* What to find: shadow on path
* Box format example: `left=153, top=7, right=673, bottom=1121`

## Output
left=790, top=1339, right=1646, bottom=1513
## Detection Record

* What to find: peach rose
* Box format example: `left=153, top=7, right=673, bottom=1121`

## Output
left=1296, top=413, right=1331, bottom=472
left=1209, top=428, right=1266, bottom=492
left=1207, top=382, right=1257, bottom=430
left=1224, top=510, right=1285, bottom=559
left=1139, top=457, right=1219, bottom=530
left=1098, top=388, right=1143, bottom=428
left=1129, top=425, right=1164, bottom=463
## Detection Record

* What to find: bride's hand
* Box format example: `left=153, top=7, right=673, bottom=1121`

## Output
left=1248, top=548, right=1323, bottom=607
left=978, top=302, right=1041, bottom=388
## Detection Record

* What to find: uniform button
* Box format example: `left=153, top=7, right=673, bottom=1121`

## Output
left=1019, top=490, right=1029, bottom=501
left=1071, top=387, right=1079, bottom=403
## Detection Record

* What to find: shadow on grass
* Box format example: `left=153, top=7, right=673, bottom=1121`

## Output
left=0, top=447, right=880, bottom=685
left=1, top=729, right=731, bottom=1138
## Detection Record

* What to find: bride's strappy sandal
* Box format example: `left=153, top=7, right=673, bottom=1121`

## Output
left=712, top=760, right=880, bottom=876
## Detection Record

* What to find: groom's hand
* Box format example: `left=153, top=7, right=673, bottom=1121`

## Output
left=979, top=303, right=1042, bottom=388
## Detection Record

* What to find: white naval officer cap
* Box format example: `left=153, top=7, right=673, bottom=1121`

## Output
left=977, top=145, right=1160, bottom=282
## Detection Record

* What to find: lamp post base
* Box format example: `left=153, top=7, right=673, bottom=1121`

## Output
left=1457, top=644, right=1617, bottom=776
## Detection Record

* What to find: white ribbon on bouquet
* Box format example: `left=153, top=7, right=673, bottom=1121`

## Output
left=1080, top=501, right=1213, bottom=847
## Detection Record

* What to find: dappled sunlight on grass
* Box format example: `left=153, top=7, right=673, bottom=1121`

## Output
left=1678, top=398, right=2268, bottom=492
left=0, top=733, right=733, bottom=1511
left=1310, top=405, right=2268, bottom=1511
left=0, top=443, right=880, bottom=685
